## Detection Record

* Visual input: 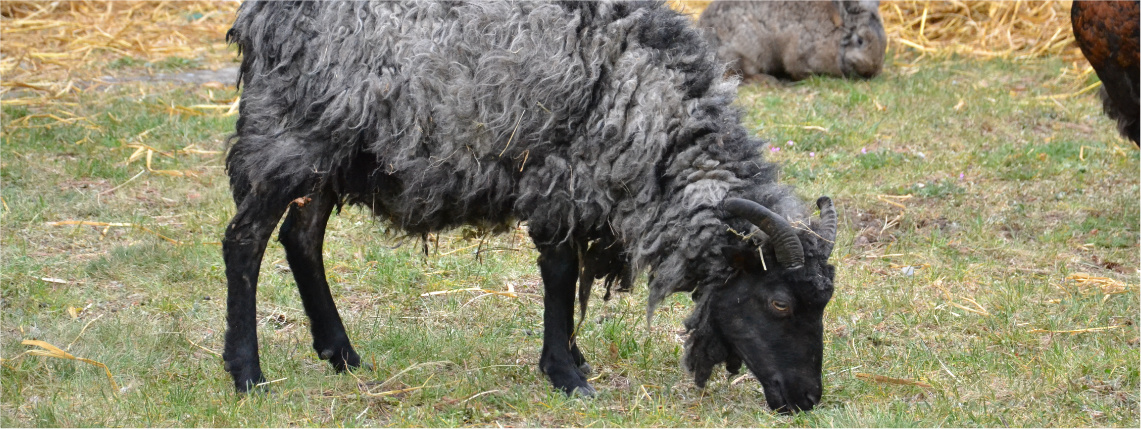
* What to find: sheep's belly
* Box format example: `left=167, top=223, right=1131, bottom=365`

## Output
left=339, top=155, right=524, bottom=235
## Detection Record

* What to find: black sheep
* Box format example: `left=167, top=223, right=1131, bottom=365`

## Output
left=222, top=1, right=838, bottom=413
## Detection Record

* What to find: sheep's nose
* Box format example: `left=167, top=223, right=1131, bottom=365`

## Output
left=805, top=392, right=820, bottom=405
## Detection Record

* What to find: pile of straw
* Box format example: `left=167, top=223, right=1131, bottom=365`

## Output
left=1, top=1, right=238, bottom=99
left=667, top=0, right=713, bottom=19
left=669, top=0, right=1083, bottom=61
left=881, top=1, right=1081, bottom=61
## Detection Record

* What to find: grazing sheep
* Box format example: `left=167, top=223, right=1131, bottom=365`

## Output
left=223, top=0, right=838, bottom=413
left=698, top=0, right=886, bottom=81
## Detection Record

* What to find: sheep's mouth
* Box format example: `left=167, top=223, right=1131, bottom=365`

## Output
left=731, top=345, right=785, bottom=411
left=732, top=345, right=815, bottom=414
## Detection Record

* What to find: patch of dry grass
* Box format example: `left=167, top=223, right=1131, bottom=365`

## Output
left=1, top=1, right=238, bottom=98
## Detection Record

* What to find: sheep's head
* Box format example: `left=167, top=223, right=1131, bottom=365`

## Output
left=838, top=0, right=887, bottom=79
left=684, top=196, right=837, bottom=413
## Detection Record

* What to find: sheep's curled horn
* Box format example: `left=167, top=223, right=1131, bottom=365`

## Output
left=722, top=198, right=805, bottom=269
left=723, top=197, right=840, bottom=268
left=815, top=196, right=838, bottom=256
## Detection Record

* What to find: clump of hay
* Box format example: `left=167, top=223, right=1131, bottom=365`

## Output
left=667, top=0, right=712, bottom=19
left=0, top=1, right=238, bottom=100
left=881, top=1, right=1081, bottom=61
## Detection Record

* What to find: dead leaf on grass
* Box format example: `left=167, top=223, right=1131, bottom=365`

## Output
left=15, top=339, right=119, bottom=392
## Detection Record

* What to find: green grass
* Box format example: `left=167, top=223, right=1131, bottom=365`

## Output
left=108, top=56, right=205, bottom=72
left=2, top=57, right=1137, bottom=427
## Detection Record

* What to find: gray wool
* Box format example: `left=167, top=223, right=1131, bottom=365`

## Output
left=227, top=1, right=808, bottom=319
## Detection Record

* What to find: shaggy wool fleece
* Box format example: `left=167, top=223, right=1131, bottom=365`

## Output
left=226, top=1, right=808, bottom=316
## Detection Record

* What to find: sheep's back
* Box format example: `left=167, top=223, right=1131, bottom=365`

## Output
left=230, top=1, right=620, bottom=231
left=235, top=2, right=601, bottom=153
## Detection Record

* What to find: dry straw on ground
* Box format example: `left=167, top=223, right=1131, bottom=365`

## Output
left=880, top=1, right=1082, bottom=61
left=1, top=1, right=238, bottom=99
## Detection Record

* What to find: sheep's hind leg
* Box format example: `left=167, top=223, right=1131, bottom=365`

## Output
left=278, top=190, right=362, bottom=373
left=536, top=241, right=596, bottom=396
left=223, top=193, right=291, bottom=392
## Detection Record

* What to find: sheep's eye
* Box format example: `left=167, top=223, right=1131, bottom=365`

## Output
left=771, top=300, right=790, bottom=312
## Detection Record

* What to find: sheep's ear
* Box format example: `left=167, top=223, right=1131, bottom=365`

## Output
left=828, top=0, right=848, bottom=26
left=720, top=245, right=757, bottom=270
left=683, top=328, right=729, bottom=389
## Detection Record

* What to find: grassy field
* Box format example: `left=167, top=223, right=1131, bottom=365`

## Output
left=2, top=46, right=1138, bottom=426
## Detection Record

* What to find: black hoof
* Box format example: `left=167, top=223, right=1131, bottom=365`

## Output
left=225, top=355, right=266, bottom=394
left=319, top=346, right=361, bottom=372
left=548, top=368, right=596, bottom=397
left=570, top=383, right=597, bottom=397
left=232, top=371, right=267, bottom=394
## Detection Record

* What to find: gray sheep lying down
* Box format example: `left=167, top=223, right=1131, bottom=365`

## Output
left=699, top=0, right=886, bottom=81
left=223, top=0, right=838, bottom=413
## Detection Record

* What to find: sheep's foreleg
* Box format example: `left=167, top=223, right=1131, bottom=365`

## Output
left=536, top=241, right=596, bottom=396
left=279, top=189, right=361, bottom=373
left=222, top=194, right=290, bottom=392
